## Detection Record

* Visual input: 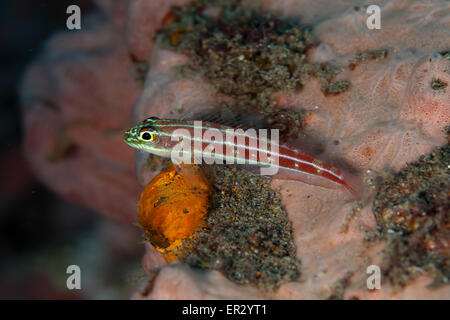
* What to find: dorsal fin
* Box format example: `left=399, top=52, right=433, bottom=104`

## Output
left=181, top=108, right=266, bottom=130
left=178, top=111, right=195, bottom=121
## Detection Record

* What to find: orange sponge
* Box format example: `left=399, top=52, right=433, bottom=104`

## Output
left=138, top=164, right=212, bottom=262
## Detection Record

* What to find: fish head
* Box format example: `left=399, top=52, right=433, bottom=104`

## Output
left=123, top=117, right=171, bottom=157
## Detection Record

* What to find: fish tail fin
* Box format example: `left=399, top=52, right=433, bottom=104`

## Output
left=342, top=170, right=365, bottom=200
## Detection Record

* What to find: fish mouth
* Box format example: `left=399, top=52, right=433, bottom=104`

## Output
left=123, top=130, right=131, bottom=142
left=123, top=131, right=138, bottom=147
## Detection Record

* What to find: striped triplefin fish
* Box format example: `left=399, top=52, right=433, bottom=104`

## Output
left=123, top=116, right=363, bottom=198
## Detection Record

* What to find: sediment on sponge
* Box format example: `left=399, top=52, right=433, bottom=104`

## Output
left=154, top=0, right=349, bottom=116
left=373, top=144, right=449, bottom=287
left=180, top=165, right=301, bottom=291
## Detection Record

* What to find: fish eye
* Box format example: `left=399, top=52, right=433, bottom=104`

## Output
left=139, top=130, right=156, bottom=142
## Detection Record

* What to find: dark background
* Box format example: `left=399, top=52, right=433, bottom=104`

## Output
left=0, top=1, right=143, bottom=299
